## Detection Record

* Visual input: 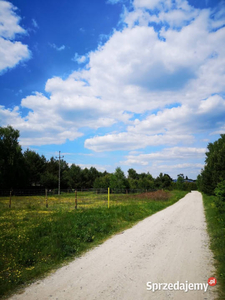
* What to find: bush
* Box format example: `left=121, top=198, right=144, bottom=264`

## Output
left=214, top=180, right=225, bottom=212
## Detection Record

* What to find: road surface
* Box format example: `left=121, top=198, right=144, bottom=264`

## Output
left=8, top=191, right=217, bottom=300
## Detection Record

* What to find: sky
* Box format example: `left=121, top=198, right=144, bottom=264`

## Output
left=0, top=0, right=225, bottom=179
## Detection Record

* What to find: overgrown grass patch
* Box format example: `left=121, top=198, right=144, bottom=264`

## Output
left=0, top=190, right=187, bottom=298
left=202, top=193, right=225, bottom=300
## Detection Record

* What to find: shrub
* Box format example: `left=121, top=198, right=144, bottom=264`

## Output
left=214, top=180, right=225, bottom=212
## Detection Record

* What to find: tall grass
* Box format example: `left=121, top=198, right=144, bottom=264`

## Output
left=0, top=190, right=187, bottom=298
left=202, top=193, right=225, bottom=300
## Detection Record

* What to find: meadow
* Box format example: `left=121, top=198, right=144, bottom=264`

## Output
left=0, top=190, right=188, bottom=298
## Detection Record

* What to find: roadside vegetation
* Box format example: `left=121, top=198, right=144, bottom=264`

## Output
left=0, top=190, right=187, bottom=299
left=197, top=135, right=225, bottom=299
left=203, top=193, right=225, bottom=300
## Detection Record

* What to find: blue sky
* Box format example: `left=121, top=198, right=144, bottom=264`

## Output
left=0, top=0, right=225, bottom=179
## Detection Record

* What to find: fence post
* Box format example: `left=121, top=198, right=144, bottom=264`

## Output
left=9, top=191, right=12, bottom=208
left=108, top=187, right=110, bottom=209
left=45, top=189, right=48, bottom=208
left=75, top=190, right=77, bottom=209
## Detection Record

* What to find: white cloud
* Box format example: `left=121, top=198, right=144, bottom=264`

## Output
left=133, top=0, right=161, bottom=10
left=0, top=37, right=30, bottom=73
left=0, top=0, right=224, bottom=163
left=49, top=43, right=65, bottom=51
left=84, top=94, right=225, bottom=152
left=72, top=53, right=87, bottom=64
left=122, top=147, right=206, bottom=165
left=84, top=132, right=195, bottom=152
left=107, top=0, right=123, bottom=4
left=32, top=19, right=39, bottom=28
left=0, top=1, right=30, bottom=73
left=0, top=1, right=26, bottom=39
left=119, top=146, right=206, bottom=178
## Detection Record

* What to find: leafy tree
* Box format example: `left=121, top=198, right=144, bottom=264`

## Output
left=197, top=134, right=225, bottom=194
left=40, top=157, right=59, bottom=189
left=93, top=174, right=111, bottom=189
left=176, top=174, right=184, bottom=190
left=81, top=168, right=91, bottom=188
left=23, top=149, right=46, bottom=186
left=69, top=164, right=82, bottom=189
left=214, top=180, right=225, bottom=212
left=128, top=168, right=139, bottom=180
left=110, top=167, right=129, bottom=190
left=128, top=178, right=139, bottom=189
left=155, top=173, right=172, bottom=189
left=0, top=126, right=27, bottom=188
left=40, top=172, right=58, bottom=189
left=138, top=177, right=154, bottom=190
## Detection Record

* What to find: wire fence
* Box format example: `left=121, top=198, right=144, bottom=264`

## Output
left=0, top=188, right=158, bottom=210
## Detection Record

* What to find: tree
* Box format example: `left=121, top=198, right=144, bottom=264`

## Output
left=0, top=126, right=27, bottom=189
left=69, top=164, right=82, bottom=189
left=155, top=173, right=172, bottom=189
left=214, top=180, right=225, bottom=212
left=197, top=134, right=225, bottom=194
left=176, top=174, right=184, bottom=190
left=23, top=149, right=46, bottom=186
left=40, top=172, right=58, bottom=189
left=93, top=174, right=111, bottom=189
left=110, top=167, right=129, bottom=190
left=128, top=168, right=139, bottom=180
left=40, top=157, right=58, bottom=189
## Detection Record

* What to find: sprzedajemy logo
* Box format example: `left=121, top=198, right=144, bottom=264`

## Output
left=146, top=278, right=217, bottom=293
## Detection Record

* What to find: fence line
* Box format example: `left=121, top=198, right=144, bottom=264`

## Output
left=0, top=188, right=156, bottom=197
left=0, top=188, right=158, bottom=210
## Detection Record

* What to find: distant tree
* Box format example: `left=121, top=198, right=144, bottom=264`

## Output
left=128, top=178, right=139, bottom=189
left=40, top=172, right=58, bottom=189
left=88, top=167, right=100, bottom=187
left=0, top=126, right=27, bottom=188
left=81, top=168, right=91, bottom=188
left=138, top=177, right=154, bottom=190
left=69, top=164, right=82, bottom=189
left=155, top=173, right=172, bottom=189
left=176, top=174, right=184, bottom=190
left=177, top=173, right=184, bottom=179
left=197, top=134, right=225, bottom=194
left=93, top=174, right=111, bottom=189
left=23, top=149, right=46, bottom=186
left=110, top=167, right=129, bottom=190
left=40, top=157, right=58, bottom=189
left=128, top=168, right=139, bottom=180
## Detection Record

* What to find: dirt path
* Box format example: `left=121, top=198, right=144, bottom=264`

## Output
left=8, top=191, right=217, bottom=300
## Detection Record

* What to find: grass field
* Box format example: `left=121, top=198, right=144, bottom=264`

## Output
left=0, top=190, right=188, bottom=298
left=202, top=193, right=225, bottom=300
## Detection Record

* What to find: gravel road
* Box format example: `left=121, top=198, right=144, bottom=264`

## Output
left=8, top=191, right=217, bottom=300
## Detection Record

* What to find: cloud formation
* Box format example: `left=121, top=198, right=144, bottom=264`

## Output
left=0, top=0, right=224, bottom=177
left=49, top=43, right=65, bottom=51
left=0, top=1, right=30, bottom=73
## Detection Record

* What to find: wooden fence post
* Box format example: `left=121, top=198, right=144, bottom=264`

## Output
left=75, top=190, right=77, bottom=209
left=45, top=189, right=48, bottom=208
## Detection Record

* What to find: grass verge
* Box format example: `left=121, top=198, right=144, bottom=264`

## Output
left=0, top=190, right=187, bottom=299
left=202, top=193, right=225, bottom=299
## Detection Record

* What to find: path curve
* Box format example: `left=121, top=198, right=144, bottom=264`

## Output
left=8, top=191, right=217, bottom=300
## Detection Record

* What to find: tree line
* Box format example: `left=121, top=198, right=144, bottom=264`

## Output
left=0, top=126, right=196, bottom=191
left=197, top=134, right=225, bottom=211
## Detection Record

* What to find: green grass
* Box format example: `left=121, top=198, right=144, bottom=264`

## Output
left=202, top=193, right=225, bottom=300
left=0, top=190, right=187, bottom=299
